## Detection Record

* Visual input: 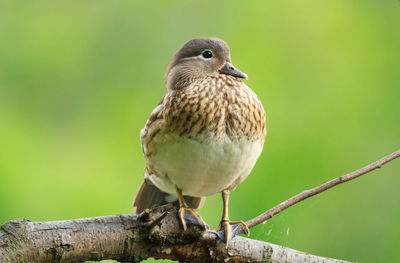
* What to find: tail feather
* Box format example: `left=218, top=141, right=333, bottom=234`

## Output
left=133, top=180, right=205, bottom=213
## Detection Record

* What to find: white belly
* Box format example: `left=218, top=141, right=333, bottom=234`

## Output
left=147, top=134, right=263, bottom=197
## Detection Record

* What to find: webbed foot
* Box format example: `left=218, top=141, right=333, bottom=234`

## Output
left=178, top=207, right=208, bottom=231
left=216, top=220, right=249, bottom=246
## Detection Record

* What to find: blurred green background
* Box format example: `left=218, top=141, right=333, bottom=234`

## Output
left=1, top=1, right=399, bottom=262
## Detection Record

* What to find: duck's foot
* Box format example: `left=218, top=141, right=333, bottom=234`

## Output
left=215, top=220, right=249, bottom=246
left=178, top=207, right=208, bottom=231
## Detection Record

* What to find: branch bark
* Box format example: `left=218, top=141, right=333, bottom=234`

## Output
left=1, top=150, right=399, bottom=262
left=0, top=205, right=348, bottom=263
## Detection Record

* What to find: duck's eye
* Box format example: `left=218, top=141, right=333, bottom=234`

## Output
left=201, top=50, right=213, bottom=59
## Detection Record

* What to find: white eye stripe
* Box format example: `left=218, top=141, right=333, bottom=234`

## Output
left=182, top=54, right=208, bottom=61
left=182, top=49, right=213, bottom=61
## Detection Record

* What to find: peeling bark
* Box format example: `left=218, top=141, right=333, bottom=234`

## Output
left=0, top=205, right=350, bottom=263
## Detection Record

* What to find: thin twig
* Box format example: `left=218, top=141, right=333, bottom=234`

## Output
left=246, top=149, right=400, bottom=228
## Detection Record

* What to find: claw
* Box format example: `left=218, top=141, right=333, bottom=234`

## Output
left=217, top=220, right=250, bottom=247
left=231, top=220, right=250, bottom=236
left=178, top=207, right=208, bottom=231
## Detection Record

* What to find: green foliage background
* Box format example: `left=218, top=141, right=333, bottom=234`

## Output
left=1, top=1, right=399, bottom=262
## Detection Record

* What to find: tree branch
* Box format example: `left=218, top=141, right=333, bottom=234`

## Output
left=1, top=150, right=399, bottom=262
left=0, top=205, right=349, bottom=263
left=246, top=149, right=400, bottom=228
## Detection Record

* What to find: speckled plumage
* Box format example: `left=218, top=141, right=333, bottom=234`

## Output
left=141, top=74, right=266, bottom=197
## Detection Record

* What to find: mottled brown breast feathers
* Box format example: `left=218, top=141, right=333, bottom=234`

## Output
left=141, top=75, right=266, bottom=159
